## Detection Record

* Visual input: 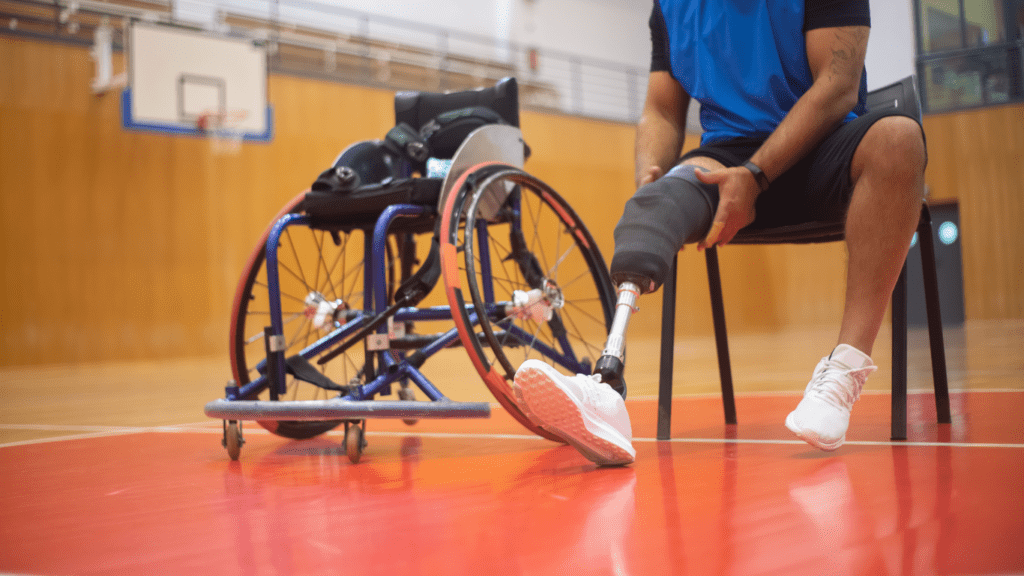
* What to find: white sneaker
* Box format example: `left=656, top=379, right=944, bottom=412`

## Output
left=785, top=344, right=877, bottom=451
left=513, top=359, right=636, bottom=466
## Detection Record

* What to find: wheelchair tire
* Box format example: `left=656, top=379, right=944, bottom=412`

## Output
left=440, top=163, right=616, bottom=442
left=229, top=192, right=400, bottom=440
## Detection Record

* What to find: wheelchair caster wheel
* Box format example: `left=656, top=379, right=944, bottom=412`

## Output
left=223, top=420, right=244, bottom=461
left=345, top=422, right=366, bottom=464
left=398, top=386, right=419, bottom=426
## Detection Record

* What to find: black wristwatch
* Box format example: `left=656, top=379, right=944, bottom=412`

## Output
left=743, top=161, right=771, bottom=193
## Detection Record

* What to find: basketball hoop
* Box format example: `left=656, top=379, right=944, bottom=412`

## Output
left=197, top=109, right=249, bottom=155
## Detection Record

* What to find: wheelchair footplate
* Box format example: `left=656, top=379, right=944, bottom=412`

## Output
left=206, top=356, right=492, bottom=464
left=204, top=398, right=490, bottom=421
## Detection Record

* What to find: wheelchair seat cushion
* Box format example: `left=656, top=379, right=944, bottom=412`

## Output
left=301, top=177, right=442, bottom=229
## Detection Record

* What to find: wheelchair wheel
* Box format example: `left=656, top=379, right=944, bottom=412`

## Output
left=229, top=192, right=400, bottom=440
left=440, top=163, right=616, bottom=441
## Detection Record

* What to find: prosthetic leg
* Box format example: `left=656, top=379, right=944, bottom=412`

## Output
left=593, top=281, right=640, bottom=395
left=595, top=164, right=719, bottom=397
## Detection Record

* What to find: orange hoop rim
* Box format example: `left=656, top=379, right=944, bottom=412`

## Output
left=196, top=109, right=250, bottom=133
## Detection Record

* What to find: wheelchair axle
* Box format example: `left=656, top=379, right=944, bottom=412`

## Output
left=304, top=291, right=348, bottom=331
left=507, top=278, right=564, bottom=323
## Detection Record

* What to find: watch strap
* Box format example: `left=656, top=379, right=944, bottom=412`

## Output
left=743, top=160, right=771, bottom=193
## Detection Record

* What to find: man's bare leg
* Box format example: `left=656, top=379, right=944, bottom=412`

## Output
left=839, top=115, right=927, bottom=355
left=786, top=116, right=926, bottom=450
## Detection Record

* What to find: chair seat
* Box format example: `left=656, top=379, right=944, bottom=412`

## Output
left=731, top=221, right=845, bottom=245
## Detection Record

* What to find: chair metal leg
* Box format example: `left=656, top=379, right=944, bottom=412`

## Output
left=705, top=247, right=737, bottom=425
left=916, top=205, right=952, bottom=423
left=891, top=262, right=908, bottom=441
left=657, top=254, right=678, bottom=440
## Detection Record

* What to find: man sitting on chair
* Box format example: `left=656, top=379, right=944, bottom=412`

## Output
left=510, top=0, right=927, bottom=465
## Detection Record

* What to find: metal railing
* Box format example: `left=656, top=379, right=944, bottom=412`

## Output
left=1, top=0, right=649, bottom=124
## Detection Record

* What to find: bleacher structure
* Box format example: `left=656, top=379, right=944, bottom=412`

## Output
left=1, top=0, right=562, bottom=112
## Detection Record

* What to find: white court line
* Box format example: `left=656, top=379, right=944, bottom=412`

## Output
left=2, top=423, right=1022, bottom=450
left=368, top=431, right=1024, bottom=449
left=0, top=423, right=216, bottom=448
left=631, top=437, right=1024, bottom=449
left=0, top=429, right=152, bottom=448
left=630, top=387, right=1024, bottom=401
left=2, top=389, right=1021, bottom=449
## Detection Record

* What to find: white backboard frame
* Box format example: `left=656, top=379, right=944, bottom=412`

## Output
left=122, top=21, right=272, bottom=141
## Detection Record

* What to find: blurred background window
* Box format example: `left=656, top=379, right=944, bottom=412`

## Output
left=916, top=0, right=1023, bottom=111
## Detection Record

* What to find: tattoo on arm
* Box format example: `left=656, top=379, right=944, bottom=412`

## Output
left=828, top=27, right=868, bottom=81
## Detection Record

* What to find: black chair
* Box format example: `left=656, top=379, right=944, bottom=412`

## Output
left=656, top=76, right=952, bottom=441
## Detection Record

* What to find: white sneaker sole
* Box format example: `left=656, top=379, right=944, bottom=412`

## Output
left=513, top=366, right=635, bottom=466
left=785, top=411, right=845, bottom=451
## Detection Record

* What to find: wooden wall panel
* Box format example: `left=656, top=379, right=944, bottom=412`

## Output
left=0, top=38, right=398, bottom=366
left=2, top=36, right=1021, bottom=368
left=922, top=104, right=1024, bottom=321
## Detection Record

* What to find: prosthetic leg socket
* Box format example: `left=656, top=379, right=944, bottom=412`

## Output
left=610, top=164, right=717, bottom=292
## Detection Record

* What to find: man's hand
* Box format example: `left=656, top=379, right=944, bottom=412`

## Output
left=695, top=166, right=760, bottom=249
left=637, top=165, right=665, bottom=188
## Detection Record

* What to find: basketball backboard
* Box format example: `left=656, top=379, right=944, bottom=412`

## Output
left=122, top=21, right=272, bottom=142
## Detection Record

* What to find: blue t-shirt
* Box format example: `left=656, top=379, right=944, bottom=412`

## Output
left=650, top=0, right=870, bottom=145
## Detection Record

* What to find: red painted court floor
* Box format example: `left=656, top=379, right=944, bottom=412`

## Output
left=2, top=390, right=1022, bottom=576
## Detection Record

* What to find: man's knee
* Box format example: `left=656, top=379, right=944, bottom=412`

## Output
left=854, top=116, right=926, bottom=184
left=610, top=164, right=717, bottom=292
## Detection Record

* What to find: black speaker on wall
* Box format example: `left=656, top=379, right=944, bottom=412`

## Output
left=907, top=200, right=965, bottom=327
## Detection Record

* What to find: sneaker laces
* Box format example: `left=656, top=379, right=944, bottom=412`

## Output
left=577, top=372, right=602, bottom=399
left=573, top=372, right=619, bottom=410
left=805, top=358, right=872, bottom=411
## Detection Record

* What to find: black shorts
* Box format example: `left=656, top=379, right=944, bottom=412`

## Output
left=679, top=109, right=925, bottom=229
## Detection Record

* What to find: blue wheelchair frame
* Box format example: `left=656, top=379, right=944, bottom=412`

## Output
left=217, top=193, right=592, bottom=419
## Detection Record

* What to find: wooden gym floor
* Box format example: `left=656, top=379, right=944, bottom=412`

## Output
left=1, top=320, right=1022, bottom=575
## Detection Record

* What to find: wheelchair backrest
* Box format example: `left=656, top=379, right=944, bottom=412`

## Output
left=317, top=78, right=524, bottom=207
left=394, top=77, right=520, bottom=131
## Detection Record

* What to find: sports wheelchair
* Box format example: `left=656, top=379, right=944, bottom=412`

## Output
left=205, top=78, right=617, bottom=462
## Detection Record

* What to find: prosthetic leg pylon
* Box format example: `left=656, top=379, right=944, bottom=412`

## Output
left=594, top=281, right=643, bottom=397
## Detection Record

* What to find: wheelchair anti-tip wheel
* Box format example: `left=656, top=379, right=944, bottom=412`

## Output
left=223, top=420, right=243, bottom=461
left=397, top=384, right=418, bottom=426
left=441, top=163, right=616, bottom=441
left=229, top=193, right=401, bottom=440
left=344, top=421, right=367, bottom=464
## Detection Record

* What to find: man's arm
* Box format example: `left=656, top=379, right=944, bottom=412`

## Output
left=697, top=25, right=870, bottom=248
left=748, top=26, right=869, bottom=181
left=635, top=71, right=690, bottom=187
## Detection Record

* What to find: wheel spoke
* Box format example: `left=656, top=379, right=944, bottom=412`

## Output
left=525, top=194, right=551, bottom=278
left=558, top=268, right=595, bottom=291
left=283, top=228, right=313, bottom=294
left=563, top=299, right=607, bottom=327
left=548, top=240, right=579, bottom=281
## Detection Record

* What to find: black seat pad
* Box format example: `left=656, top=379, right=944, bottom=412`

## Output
left=301, top=177, right=442, bottom=231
